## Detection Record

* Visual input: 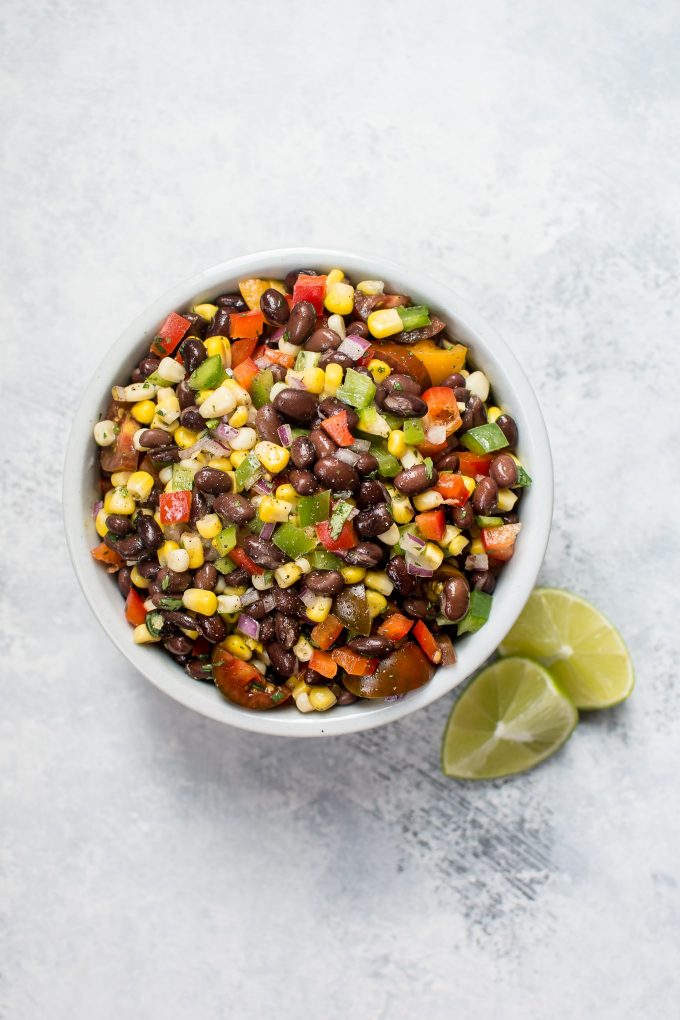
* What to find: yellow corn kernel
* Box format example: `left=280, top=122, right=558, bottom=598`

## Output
left=259, top=496, right=294, bottom=523
left=323, top=362, right=344, bottom=395
left=275, top=483, right=297, bottom=503
left=126, top=471, right=155, bottom=501
left=197, top=388, right=215, bottom=404
left=205, top=335, right=227, bottom=361
left=104, top=486, right=135, bottom=515
left=228, top=405, right=248, bottom=428
left=243, top=636, right=264, bottom=653
left=325, top=268, right=345, bottom=287
left=357, top=279, right=385, bottom=295
left=340, top=565, right=366, bottom=584
left=366, top=590, right=387, bottom=619
left=367, top=307, right=402, bottom=339
left=182, top=588, right=218, bottom=615
left=391, top=495, right=414, bottom=524
left=255, top=441, right=290, bottom=474
left=470, top=538, right=485, bottom=555
left=487, top=406, right=502, bottom=423
left=224, top=634, right=252, bottom=661
left=157, top=540, right=179, bottom=566
left=94, top=507, right=109, bottom=537
left=133, top=623, right=160, bottom=644
left=181, top=532, right=204, bottom=569
left=207, top=456, right=232, bottom=472
left=497, top=488, right=518, bottom=512
left=309, top=686, right=338, bottom=712
left=324, top=282, right=355, bottom=316
left=229, top=451, right=247, bottom=469
left=130, top=565, right=151, bottom=589
left=305, top=595, right=333, bottom=624
left=196, top=513, right=222, bottom=539
left=461, top=475, right=477, bottom=494
left=412, top=489, right=444, bottom=512
left=111, top=471, right=132, bottom=487
left=302, top=366, right=326, bottom=394
left=387, top=430, right=406, bottom=459
left=193, top=302, right=218, bottom=321
left=367, top=359, right=391, bottom=383
left=153, top=511, right=163, bottom=527
left=443, top=525, right=461, bottom=546
left=292, top=679, right=311, bottom=698
left=274, top=562, right=302, bottom=588
left=174, top=427, right=200, bottom=449
left=131, top=399, right=156, bottom=424
left=448, top=534, right=470, bottom=557
left=365, top=571, right=394, bottom=597
left=421, top=542, right=445, bottom=571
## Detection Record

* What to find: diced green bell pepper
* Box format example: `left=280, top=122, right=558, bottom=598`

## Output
left=357, top=406, right=391, bottom=438
left=144, top=370, right=174, bottom=387
left=235, top=452, right=261, bottom=491
left=213, top=525, right=237, bottom=557
left=514, top=465, right=532, bottom=487
left=475, top=516, right=504, bottom=528
left=403, top=418, right=425, bottom=446
left=250, top=369, right=274, bottom=409
left=307, top=549, right=343, bottom=570
left=457, top=590, right=493, bottom=636
left=336, top=368, right=376, bottom=410
left=214, top=556, right=236, bottom=575
left=187, top=354, right=225, bottom=391
left=170, top=463, right=194, bottom=492
left=272, top=523, right=318, bottom=559
left=294, top=350, right=321, bottom=372
left=397, top=305, right=431, bottom=332
left=371, top=445, right=401, bottom=478
left=460, top=423, right=509, bottom=454
left=298, top=489, right=330, bottom=527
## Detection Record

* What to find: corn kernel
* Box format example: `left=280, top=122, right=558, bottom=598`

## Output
left=294, top=690, right=315, bottom=713
left=448, top=534, right=470, bottom=556
left=207, top=456, right=232, bottom=472
left=259, top=496, right=294, bottom=523
left=340, top=565, right=366, bottom=584
left=391, top=495, right=414, bottom=524
left=421, top=542, right=445, bottom=571
left=229, top=451, right=247, bottom=469
left=222, top=378, right=251, bottom=406
left=461, top=475, right=477, bottom=494
left=442, top=525, right=461, bottom=545
left=131, top=399, right=156, bottom=424
left=377, top=523, right=400, bottom=545
left=111, top=471, right=132, bottom=487
left=275, top=483, right=297, bottom=503
left=217, top=594, right=242, bottom=614
left=93, top=508, right=108, bottom=537
left=181, top=532, right=204, bottom=569
left=122, top=381, right=158, bottom=402
left=130, top=564, right=151, bottom=589
left=182, top=588, right=218, bottom=615
left=309, top=686, right=338, bottom=712
left=242, top=636, right=263, bottom=653
left=325, top=268, right=345, bottom=287
left=199, top=386, right=238, bottom=419
left=255, top=441, right=290, bottom=474
left=228, top=405, right=248, bottom=428
left=197, top=388, right=215, bottom=404
left=157, top=356, right=185, bottom=383
left=93, top=420, right=117, bottom=447
left=497, top=487, right=518, bottom=511
left=367, top=307, right=402, bottom=339
left=366, top=590, right=387, bottom=618
left=470, top=538, right=485, bottom=555
left=365, top=571, right=394, bottom=597
left=295, top=557, right=311, bottom=574
left=274, top=562, right=302, bottom=588
left=302, top=366, right=326, bottom=394
left=193, top=302, right=218, bottom=321
left=133, top=623, right=160, bottom=644
left=466, top=371, right=490, bottom=402
left=167, top=548, right=190, bottom=573
left=174, top=427, right=199, bottom=450
left=487, top=406, right=502, bottom=423
left=104, top=486, right=135, bottom=515
left=205, top=335, right=227, bottom=361
left=368, top=359, right=391, bottom=383
left=196, top=513, right=222, bottom=539
left=327, top=314, right=346, bottom=339
left=387, top=430, right=406, bottom=458
left=413, top=489, right=444, bottom=512
left=324, top=363, right=344, bottom=395
left=293, top=635, right=314, bottom=662
left=357, top=279, right=385, bottom=295
left=224, top=634, right=252, bottom=661
left=126, top=471, right=155, bottom=501
left=304, top=595, right=333, bottom=624
left=157, top=540, right=179, bottom=566
left=324, top=282, right=355, bottom=316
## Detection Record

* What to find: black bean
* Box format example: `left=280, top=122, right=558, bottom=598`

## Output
left=335, top=686, right=359, bottom=705
left=213, top=492, right=255, bottom=524
left=164, top=609, right=198, bottom=629
left=242, top=535, right=286, bottom=569
left=137, top=356, right=161, bottom=379
left=346, top=321, right=369, bottom=339
left=471, top=570, right=496, bottom=594
left=194, top=468, right=234, bottom=494
left=472, top=477, right=498, bottom=515
left=383, top=374, right=422, bottom=397
left=164, top=634, right=194, bottom=657
left=318, top=350, right=352, bottom=370
left=496, top=414, right=519, bottom=448
left=309, top=428, right=337, bottom=459
left=228, top=568, right=249, bottom=587
left=246, top=598, right=270, bottom=621
left=452, top=504, right=475, bottom=530
left=403, top=597, right=432, bottom=620
left=215, top=292, right=247, bottom=312
left=314, top=457, right=359, bottom=491
left=139, top=428, right=173, bottom=450
left=273, top=388, right=318, bottom=424
left=490, top=454, right=518, bottom=487
left=270, top=364, right=287, bottom=384
left=287, top=301, right=316, bottom=345
left=267, top=642, right=297, bottom=678
left=255, top=404, right=283, bottom=444
left=139, top=483, right=163, bottom=512
left=186, top=658, right=214, bottom=682
left=275, top=612, right=299, bottom=649
left=441, top=576, right=470, bottom=622
left=502, top=512, right=519, bottom=525
left=357, top=479, right=388, bottom=509
left=289, top=469, right=318, bottom=495
left=116, top=534, right=145, bottom=559
left=394, top=464, right=438, bottom=495
left=441, top=373, right=466, bottom=389
left=344, top=542, right=383, bottom=567
left=259, top=615, right=276, bottom=644
left=453, top=387, right=470, bottom=403
left=355, top=453, right=379, bottom=476
left=183, top=311, right=206, bottom=339
left=136, top=557, right=160, bottom=580
left=386, top=555, right=415, bottom=596
left=155, top=569, right=193, bottom=594
left=149, top=445, right=182, bottom=464
left=304, top=327, right=342, bottom=353
left=176, top=379, right=196, bottom=409
left=197, top=614, right=227, bottom=644
left=383, top=393, right=428, bottom=418
left=180, top=406, right=205, bottom=431
left=348, top=635, right=394, bottom=656
left=290, top=436, right=315, bottom=469
left=105, top=514, right=133, bottom=536
left=272, top=587, right=305, bottom=616
left=181, top=338, right=207, bottom=374
left=355, top=504, right=393, bottom=539
left=435, top=452, right=460, bottom=472
left=193, top=563, right=217, bottom=590
left=117, top=567, right=132, bottom=598
left=318, top=397, right=359, bottom=429
left=284, top=268, right=318, bottom=292
left=137, top=514, right=163, bottom=551
left=461, top=396, right=487, bottom=432
left=260, top=288, right=290, bottom=326
left=305, top=570, right=345, bottom=596
left=190, top=489, right=210, bottom=525
left=205, top=307, right=230, bottom=339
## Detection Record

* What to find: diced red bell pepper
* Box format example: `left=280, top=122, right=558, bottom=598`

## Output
left=310, top=613, right=344, bottom=651
left=125, top=589, right=147, bottom=627
left=377, top=613, right=414, bottom=641
left=309, top=649, right=338, bottom=679
left=159, top=489, right=191, bottom=525
left=415, top=508, right=446, bottom=542
left=292, top=274, right=327, bottom=315
left=412, top=620, right=443, bottom=664
left=315, top=519, right=358, bottom=551
left=436, top=472, right=470, bottom=506
left=233, top=357, right=260, bottom=391
left=90, top=542, right=124, bottom=568
left=331, top=647, right=379, bottom=676
left=150, top=312, right=191, bottom=356
left=422, top=386, right=462, bottom=436
left=229, top=310, right=265, bottom=340
left=231, top=336, right=259, bottom=368
left=228, top=547, right=264, bottom=575
left=457, top=451, right=493, bottom=476
left=265, top=349, right=295, bottom=368
left=481, top=523, right=521, bottom=562
left=320, top=410, right=354, bottom=448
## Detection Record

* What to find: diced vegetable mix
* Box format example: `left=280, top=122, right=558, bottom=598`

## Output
left=92, top=266, right=530, bottom=713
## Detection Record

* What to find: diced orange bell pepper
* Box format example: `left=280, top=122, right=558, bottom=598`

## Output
left=125, top=589, right=147, bottom=627
left=150, top=312, right=191, bottom=356
left=310, top=613, right=344, bottom=651
left=481, top=523, right=521, bottom=562
left=309, top=649, right=338, bottom=679
left=159, top=489, right=191, bottom=525
left=320, top=410, right=354, bottom=447
left=412, top=620, right=443, bottom=664
left=377, top=613, right=414, bottom=641
left=233, top=357, right=259, bottom=391
left=228, top=310, right=265, bottom=340
left=228, top=547, right=264, bottom=575
left=331, top=647, right=379, bottom=676
left=231, top=336, right=259, bottom=368
left=315, top=519, right=358, bottom=551
left=409, top=339, right=467, bottom=385
left=415, top=508, right=446, bottom=541
left=265, top=349, right=295, bottom=368
left=457, top=451, right=493, bottom=477
left=436, top=472, right=470, bottom=506
left=292, top=274, right=327, bottom=315
left=90, top=542, right=124, bottom=568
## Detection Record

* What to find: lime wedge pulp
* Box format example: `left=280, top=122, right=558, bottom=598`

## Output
left=441, top=658, right=578, bottom=780
left=499, top=588, right=634, bottom=710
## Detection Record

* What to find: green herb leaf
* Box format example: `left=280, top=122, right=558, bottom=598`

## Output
left=424, top=457, right=434, bottom=480
left=158, top=596, right=184, bottom=610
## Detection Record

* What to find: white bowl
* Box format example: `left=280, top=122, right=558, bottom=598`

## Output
left=63, top=248, right=553, bottom=737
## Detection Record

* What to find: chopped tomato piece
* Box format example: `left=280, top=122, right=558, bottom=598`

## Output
left=436, top=472, right=470, bottom=506
left=100, top=411, right=138, bottom=474
left=228, top=310, right=264, bottom=340
left=415, top=508, right=446, bottom=541
left=292, top=274, right=327, bottom=315
left=367, top=342, right=432, bottom=390
left=331, top=647, right=379, bottom=676
left=320, top=410, right=354, bottom=447
left=481, top=523, right=521, bottom=562
left=233, top=356, right=259, bottom=391
left=309, top=649, right=338, bottom=679
left=422, top=386, right=462, bottom=436
left=228, top=547, right=264, bottom=575
left=213, top=646, right=291, bottom=710
left=125, top=589, right=147, bottom=627
left=412, top=620, right=442, bottom=664
left=150, top=312, right=191, bottom=356
left=377, top=613, right=414, bottom=641
left=159, top=489, right=191, bottom=525
left=90, top=542, right=124, bottom=568
left=457, top=451, right=493, bottom=476
left=416, top=437, right=449, bottom=459
left=230, top=336, right=259, bottom=368
left=315, top=519, right=358, bottom=551
left=310, top=613, right=344, bottom=651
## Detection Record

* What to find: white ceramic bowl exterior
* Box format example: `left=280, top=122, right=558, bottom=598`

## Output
left=63, top=248, right=553, bottom=737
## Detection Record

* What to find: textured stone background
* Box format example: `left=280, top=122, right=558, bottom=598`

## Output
left=2, top=1, right=679, bottom=1017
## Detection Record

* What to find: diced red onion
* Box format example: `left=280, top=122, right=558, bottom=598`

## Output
left=252, top=479, right=274, bottom=496
left=465, top=554, right=489, bottom=571
left=255, top=356, right=271, bottom=369
left=401, top=531, right=426, bottom=555
left=214, top=422, right=239, bottom=445
left=260, top=522, right=276, bottom=540
left=300, top=587, right=318, bottom=608
left=270, top=326, right=287, bottom=344
left=261, top=592, right=277, bottom=613
left=181, top=435, right=225, bottom=460
left=427, top=425, right=447, bottom=445
left=286, top=375, right=307, bottom=389
left=336, top=448, right=359, bottom=466
left=406, top=559, right=434, bottom=577
left=350, top=438, right=371, bottom=453
left=277, top=424, right=293, bottom=447
left=338, top=335, right=371, bottom=361
left=92, top=500, right=103, bottom=519
left=240, top=588, right=260, bottom=607
left=236, top=614, right=260, bottom=640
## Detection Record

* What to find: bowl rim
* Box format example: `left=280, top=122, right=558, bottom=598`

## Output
left=63, top=246, right=553, bottom=737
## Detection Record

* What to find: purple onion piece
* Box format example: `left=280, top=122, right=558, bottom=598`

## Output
left=236, top=614, right=260, bottom=640
left=277, top=424, right=293, bottom=447
left=260, top=522, right=276, bottom=540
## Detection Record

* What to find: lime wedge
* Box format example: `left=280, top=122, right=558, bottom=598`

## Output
left=441, top=658, right=578, bottom=780
left=499, top=588, right=634, bottom=709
